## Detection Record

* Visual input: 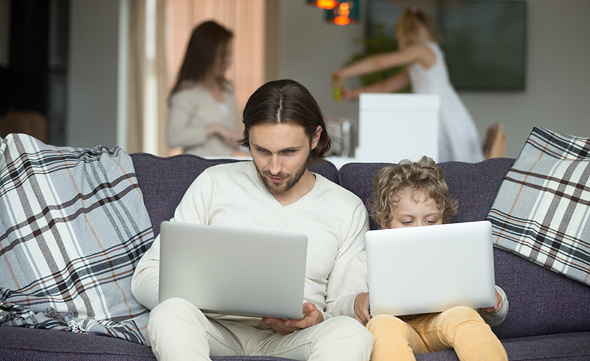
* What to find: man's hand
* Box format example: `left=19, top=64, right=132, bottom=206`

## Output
left=480, top=288, right=503, bottom=314
left=261, top=302, right=324, bottom=335
left=354, top=292, right=371, bottom=325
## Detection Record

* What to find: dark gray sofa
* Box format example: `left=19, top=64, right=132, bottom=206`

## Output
left=1, top=153, right=589, bottom=361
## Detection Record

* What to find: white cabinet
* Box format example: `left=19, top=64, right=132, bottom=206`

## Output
left=355, top=93, right=440, bottom=163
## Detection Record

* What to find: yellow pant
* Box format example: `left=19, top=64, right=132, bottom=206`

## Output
left=366, top=306, right=507, bottom=361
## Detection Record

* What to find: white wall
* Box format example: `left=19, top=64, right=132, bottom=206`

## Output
left=461, top=0, right=590, bottom=158
left=67, top=0, right=120, bottom=148
left=278, top=0, right=590, bottom=159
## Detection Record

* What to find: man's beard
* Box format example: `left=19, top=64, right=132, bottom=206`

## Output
left=255, top=156, right=309, bottom=195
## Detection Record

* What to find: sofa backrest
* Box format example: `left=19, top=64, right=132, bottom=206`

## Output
left=130, top=153, right=338, bottom=236
left=131, top=154, right=590, bottom=340
left=338, top=158, right=516, bottom=230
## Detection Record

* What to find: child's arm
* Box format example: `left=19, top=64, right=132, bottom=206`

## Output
left=353, top=292, right=371, bottom=325
left=478, top=285, right=509, bottom=327
left=339, top=69, right=411, bottom=101
left=332, top=45, right=434, bottom=83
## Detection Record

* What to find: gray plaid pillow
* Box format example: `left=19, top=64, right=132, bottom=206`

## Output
left=487, top=127, right=590, bottom=286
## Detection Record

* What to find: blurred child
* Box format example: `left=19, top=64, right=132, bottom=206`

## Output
left=331, top=8, right=484, bottom=163
left=340, top=156, right=508, bottom=361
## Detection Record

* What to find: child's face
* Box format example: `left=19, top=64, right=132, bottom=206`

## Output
left=386, top=189, right=443, bottom=229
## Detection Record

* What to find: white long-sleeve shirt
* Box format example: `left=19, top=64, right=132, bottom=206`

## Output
left=131, top=161, right=369, bottom=321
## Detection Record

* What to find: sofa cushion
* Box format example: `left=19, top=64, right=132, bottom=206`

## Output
left=130, top=153, right=339, bottom=236
left=0, top=327, right=297, bottom=361
left=488, top=127, right=590, bottom=286
left=499, top=331, right=590, bottom=361
left=413, top=331, right=590, bottom=361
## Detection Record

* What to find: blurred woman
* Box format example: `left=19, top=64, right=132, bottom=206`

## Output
left=167, top=21, right=243, bottom=157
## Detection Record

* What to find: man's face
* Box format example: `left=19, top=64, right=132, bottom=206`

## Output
left=249, top=123, right=320, bottom=195
left=386, top=189, right=443, bottom=229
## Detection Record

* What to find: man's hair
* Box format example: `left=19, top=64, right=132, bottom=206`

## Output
left=240, top=79, right=331, bottom=163
left=170, top=21, right=233, bottom=97
left=368, top=156, right=458, bottom=228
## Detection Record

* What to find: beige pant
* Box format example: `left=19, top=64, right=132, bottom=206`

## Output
left=147, top=298, right=373, bottom=361
left=367, top=306, right=507, bottom=361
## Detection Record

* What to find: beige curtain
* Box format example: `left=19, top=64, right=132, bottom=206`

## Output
left=126, top=0, right=146, bottom=154
left=156, top=0, right=168, bottom=156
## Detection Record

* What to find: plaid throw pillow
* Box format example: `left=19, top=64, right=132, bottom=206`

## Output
left=487, top=127, right=590, bottom=286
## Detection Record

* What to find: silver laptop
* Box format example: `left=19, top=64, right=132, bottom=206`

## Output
left=159, top=221, right=308, bottom=319
left=366, top=220, right=496, bottom=317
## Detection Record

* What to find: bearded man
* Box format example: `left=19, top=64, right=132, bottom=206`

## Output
left=132, top=79, right=373, bottom=361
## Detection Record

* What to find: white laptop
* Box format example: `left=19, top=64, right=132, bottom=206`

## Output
left=365, top=220, right=496, bottom=317
left=159, top=221, right=308, bottom=319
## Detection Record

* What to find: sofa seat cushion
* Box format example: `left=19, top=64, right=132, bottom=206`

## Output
left=413, top=331, right=590, bottom=361
left=500, top=331, right=590, bottom=361
left=0, top=327, right=297, bottom=361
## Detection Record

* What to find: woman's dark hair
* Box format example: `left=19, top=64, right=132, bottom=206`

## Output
left=170, top=21, right=233, bottom=96
left=240, top=79, right=331, bottom=163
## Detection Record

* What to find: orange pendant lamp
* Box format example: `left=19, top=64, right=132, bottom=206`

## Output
left=307, top=0, right=342, bottom=10
left=326, top=0, right=359, bottom=26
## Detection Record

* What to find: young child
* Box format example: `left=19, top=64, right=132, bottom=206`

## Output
left=342, top=156, right=509, bottom=361
left=331, top=7, right=484, bottom=163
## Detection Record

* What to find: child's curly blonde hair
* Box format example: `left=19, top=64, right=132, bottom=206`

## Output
left=368, top=156, right=458, bottom=229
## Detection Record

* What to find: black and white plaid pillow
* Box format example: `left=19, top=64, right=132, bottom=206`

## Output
left=487, top=127, right=590, bottom=286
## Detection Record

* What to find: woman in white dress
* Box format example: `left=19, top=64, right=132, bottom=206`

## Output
left=167, top=21, right=244, bottom=157
left=332, top=7, right=484, bottom=163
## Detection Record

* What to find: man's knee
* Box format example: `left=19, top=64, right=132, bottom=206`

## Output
left=148, top=297, right=208, bottom=335
left=150, top=298, right=196, bottom=322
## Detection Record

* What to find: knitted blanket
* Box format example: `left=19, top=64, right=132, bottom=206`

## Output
left=0, top=134, right=154, bottom=344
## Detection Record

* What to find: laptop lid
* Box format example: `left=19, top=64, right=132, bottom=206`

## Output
left=159, top=221, right=308, bottom=319
left=366, top=220, right=496, bottom=317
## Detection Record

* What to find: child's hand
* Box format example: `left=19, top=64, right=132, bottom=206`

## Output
left=331, top=71, right=342, bottom=83
left=480, top=289, right=503, bottom=314
left=353, top=292, right=371, bottom=325
left=339, top=86, right=357, bottom=101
